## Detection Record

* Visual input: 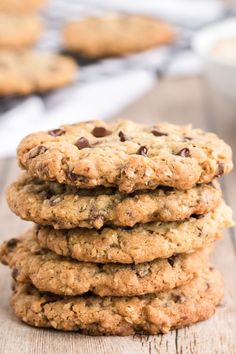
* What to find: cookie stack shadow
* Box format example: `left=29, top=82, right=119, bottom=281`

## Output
left=0, top=120, right=234, bottom=335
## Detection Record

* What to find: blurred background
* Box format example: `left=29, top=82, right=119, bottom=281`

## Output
left=0, top=0, right=236, bottom=158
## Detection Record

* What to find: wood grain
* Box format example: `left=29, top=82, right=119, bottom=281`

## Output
left=0, top=76, right=235, bottom=354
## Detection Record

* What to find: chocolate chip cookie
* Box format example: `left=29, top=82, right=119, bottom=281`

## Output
left=0, top=14, right=43, bottom=49
left=63, top=14, right=175, bottom=58
left=10, top=268, right=223, bottom=335
left=0, top=230, right=210, bottom=297
left=17, top=120, right=233, bottom=192
left=36, top=200, right=233, bottom=264
left=7, top=173, right=221, bottom=229
left=0, top=50, right=77, bottom=95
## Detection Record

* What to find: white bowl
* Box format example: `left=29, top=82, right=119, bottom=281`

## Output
left=192, top=18, right=236, bottom=101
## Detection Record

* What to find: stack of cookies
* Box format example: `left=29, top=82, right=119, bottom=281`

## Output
left=0, top=120, right=234, bottom=335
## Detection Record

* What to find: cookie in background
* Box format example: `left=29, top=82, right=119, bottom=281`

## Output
left=0, top=13, right=43, bottom=49
left=0, top=0, right=46, bottom=13
left=0, top=50, right=77, bottom=95
left=63, top=14, right=175, bottom=59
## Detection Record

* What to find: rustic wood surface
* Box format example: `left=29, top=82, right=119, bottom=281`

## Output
left=0, top=76, right=235, bottom=354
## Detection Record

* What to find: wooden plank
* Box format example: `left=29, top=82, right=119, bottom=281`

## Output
left=0, top=77, right=235, bottom=354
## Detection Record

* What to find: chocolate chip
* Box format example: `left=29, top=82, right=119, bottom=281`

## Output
left=137, top=146, right=148, bottom=156
left=110, top=243, right=120, bottom=248
left=176, top=148, right=191, bottom=157
left=174, top=294, right=186, bottom=304
left=184, top=136, right=192, bottom=141
left=75, top=137, right=90, bottom=150
left=216, top=162, right=224, bottom=177
left=118, top=131, right=128, bottom=142
left=28, top=145, right=47, bottom=159
left=67, top=171, right=78, bottom=181
left=91, top=126, right=111, bottom=138
left=12, top=268, right=18, bottom=280
left=168, top=255, right=177, bottom=267
left=42, top=293, right=61, bottom=304
left=41, top=190, right=54, bottom=200
left=207, top=181, right=217, bottom=188
left=48, top=129, right=65, bottom=137
left=7, top=238, right=19, bottom=249
left=67, top=171, right=89, bottom=183
left=33, top=250, right=45, bottom=256
left=151, top=129, right=168, bottom=137
left=192, top=213, right=205, bottom=219
left=159, top=186, right=174, bottom=192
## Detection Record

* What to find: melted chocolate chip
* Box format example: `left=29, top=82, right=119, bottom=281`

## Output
left=91, top=126, right=111, bottom=138
left=159, top=186, right=174, bottom=192
left=28, top=145, right=47, bottom=159
left=75, top=137, right=90, bottom=150
left=48, top=128, right=65, bottom=137
left=176, top=148, right=191, bottom=157
left=42, top=293, right=61, bottom=304
left=151, top=129, right=168, bottom=137
left=67, top=171, right=89, bottom=183
left=67, top=171, right=78, bottom=181
left=192, top=213, right=205, bottom=219
left=216, top=162, right=224, bottom=177
left=7, top=238, right=19, bottom=249
left=33, top=250, right=45, bottom=256
left=118, top=131, right=128, bottom=142
left=96, top=264, right=104, bottom=272
left=137, top=146, right=148, bottom=156
left=207, top=181, right=217, bottom=188
left=184, top=136, right=192, bottom=141
left=168, top=255, right=177, bottom=267
left=174, top=294, right=186, bottom=304
left=41, top=189, right=54, bottom=200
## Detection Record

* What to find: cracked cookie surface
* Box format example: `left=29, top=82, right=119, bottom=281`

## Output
left=0, top=230, right=210, bottom=297
left=36, top=200, right=233, bottom=264
left=7, top=173, right=221, bottom=229
left=0, top=50, right=77, bottom=95
left=17, top=120, right=233, bottom=192
left=11, top=268, right=223, bottom=335
left=64, top=14, right=175, bottom=58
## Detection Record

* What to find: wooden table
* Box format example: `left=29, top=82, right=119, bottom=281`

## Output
left=0, top=76, right=235, bottom=354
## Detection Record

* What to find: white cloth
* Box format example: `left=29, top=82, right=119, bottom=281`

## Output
left=0, top=0, right=227, bottom=158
